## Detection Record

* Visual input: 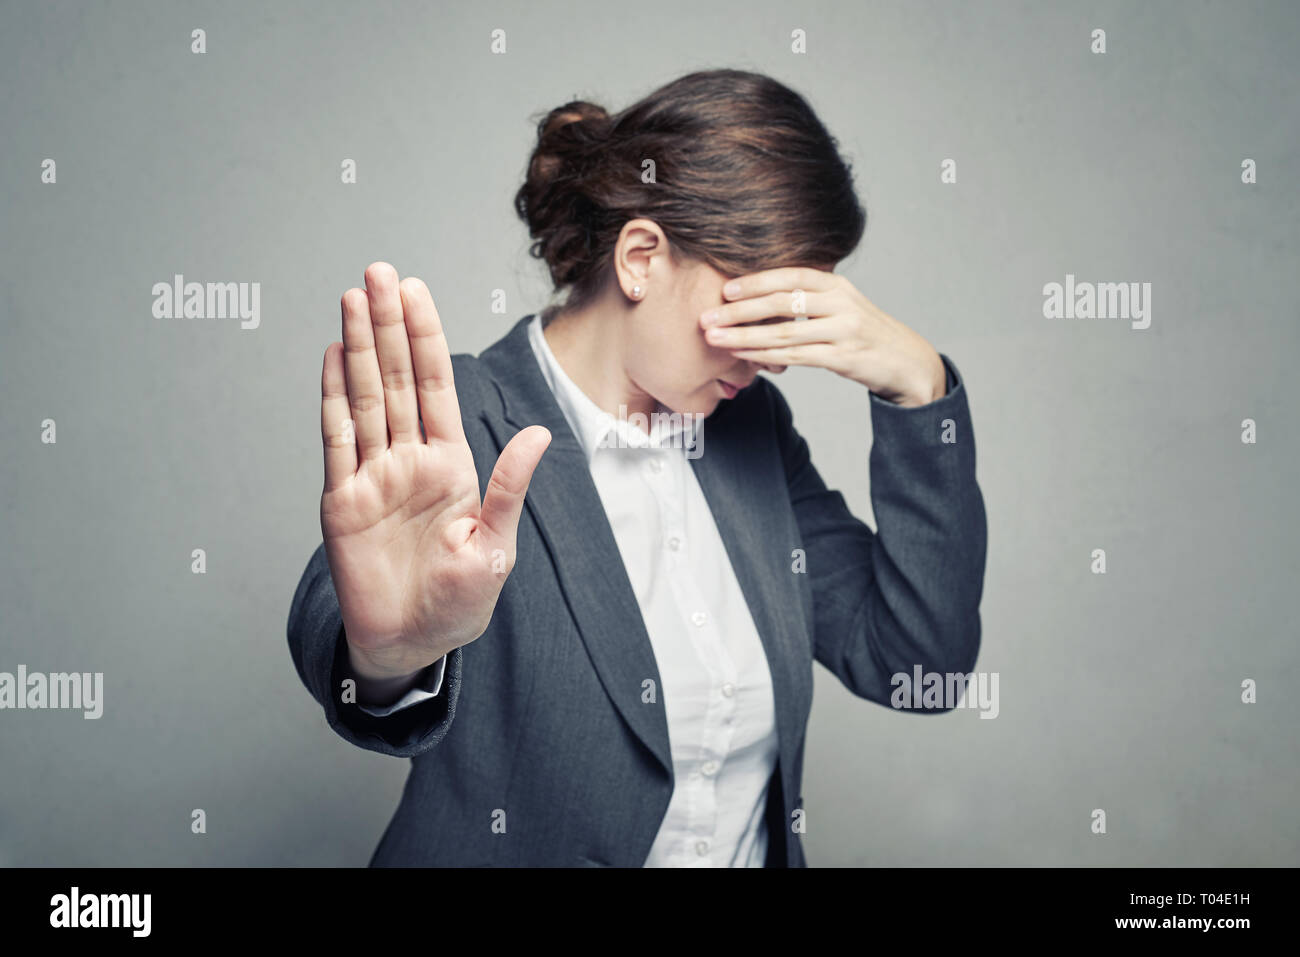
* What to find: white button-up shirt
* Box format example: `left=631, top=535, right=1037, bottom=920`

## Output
left=361, top=313, right=780, bottom=867
left=525, top=315, right=779, bottom=867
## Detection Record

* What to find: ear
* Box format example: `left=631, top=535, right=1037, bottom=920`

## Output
left=613, top=218, right=670, bottom=293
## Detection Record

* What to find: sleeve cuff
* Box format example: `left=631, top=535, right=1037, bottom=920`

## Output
left=356, top=655, right=448, bottom=718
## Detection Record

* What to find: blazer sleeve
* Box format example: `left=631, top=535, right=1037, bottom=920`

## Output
left=770, top=353, right=988, bottom=710
left=287, top=540, right=464, bottom=757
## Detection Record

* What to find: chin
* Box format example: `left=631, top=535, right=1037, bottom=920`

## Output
left=675, top=392, right=721, bottom=418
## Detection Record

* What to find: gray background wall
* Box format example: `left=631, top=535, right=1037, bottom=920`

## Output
left=1, top=0, right=1296, bottom=866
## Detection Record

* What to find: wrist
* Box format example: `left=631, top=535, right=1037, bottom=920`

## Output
left=346, top=640, right=434, bottom=684
left=881, top=353, right=946, bottom=408
left=344, top=643, right=436, bottom=708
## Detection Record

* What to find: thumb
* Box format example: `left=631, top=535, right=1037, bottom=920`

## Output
left=478, top=425, right=552, bottom=548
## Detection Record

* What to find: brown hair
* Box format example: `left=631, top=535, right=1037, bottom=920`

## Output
left=514, top=69, right=867, bottom=314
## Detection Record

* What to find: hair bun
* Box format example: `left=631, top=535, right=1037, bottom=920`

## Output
left=515, top=100, right=613, bottom=288
left=528, top=100, right=611, bottom=187
left=541, top=100, right=611, bottom=140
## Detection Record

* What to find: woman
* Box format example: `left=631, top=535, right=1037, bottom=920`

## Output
left=288, top=68, right=987, bottom=867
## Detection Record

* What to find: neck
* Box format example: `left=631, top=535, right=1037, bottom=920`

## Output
left=541, top=298, right=658, bottom=421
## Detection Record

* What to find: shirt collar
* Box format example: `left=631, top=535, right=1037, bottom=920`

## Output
left=526, top=313, right=701, bottom=464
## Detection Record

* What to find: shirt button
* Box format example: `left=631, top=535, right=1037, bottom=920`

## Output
left=648, top=458, right=664, bottom=473
left=701, top=760, right=719, bottom=777
left=667, top=536, right=681, bottom=551
left=721, top=683, right=735, bottom=697
left=691, top=611, right=707, bottom=627
left=695, top=840, right=710, bottom=856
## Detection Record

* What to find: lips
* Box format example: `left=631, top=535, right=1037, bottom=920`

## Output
left=717, top=378, right=750, bottom=399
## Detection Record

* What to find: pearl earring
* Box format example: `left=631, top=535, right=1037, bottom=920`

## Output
left=631, top=285, right=643, bottom=300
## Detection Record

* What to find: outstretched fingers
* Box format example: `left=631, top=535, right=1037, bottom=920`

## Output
left=340, top=287, right=389, bottom=461
left=365, top=263, right=421, bottom=444
left=478, top=426, right=552, bottom=555
left=400, top=276, right=466, bottom=446
left=321, top=342, right=357, bottom=491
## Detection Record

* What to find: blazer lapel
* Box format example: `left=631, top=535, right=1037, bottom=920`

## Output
left=479, top=318, right=673, bottom=780
left=689, top=398, right=814, bottom=819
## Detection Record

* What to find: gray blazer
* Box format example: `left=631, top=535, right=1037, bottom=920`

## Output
left=287, top=314, right=988, bottom=867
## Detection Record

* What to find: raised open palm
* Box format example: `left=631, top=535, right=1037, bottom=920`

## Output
left=319, top=263, right=551, bottom=682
